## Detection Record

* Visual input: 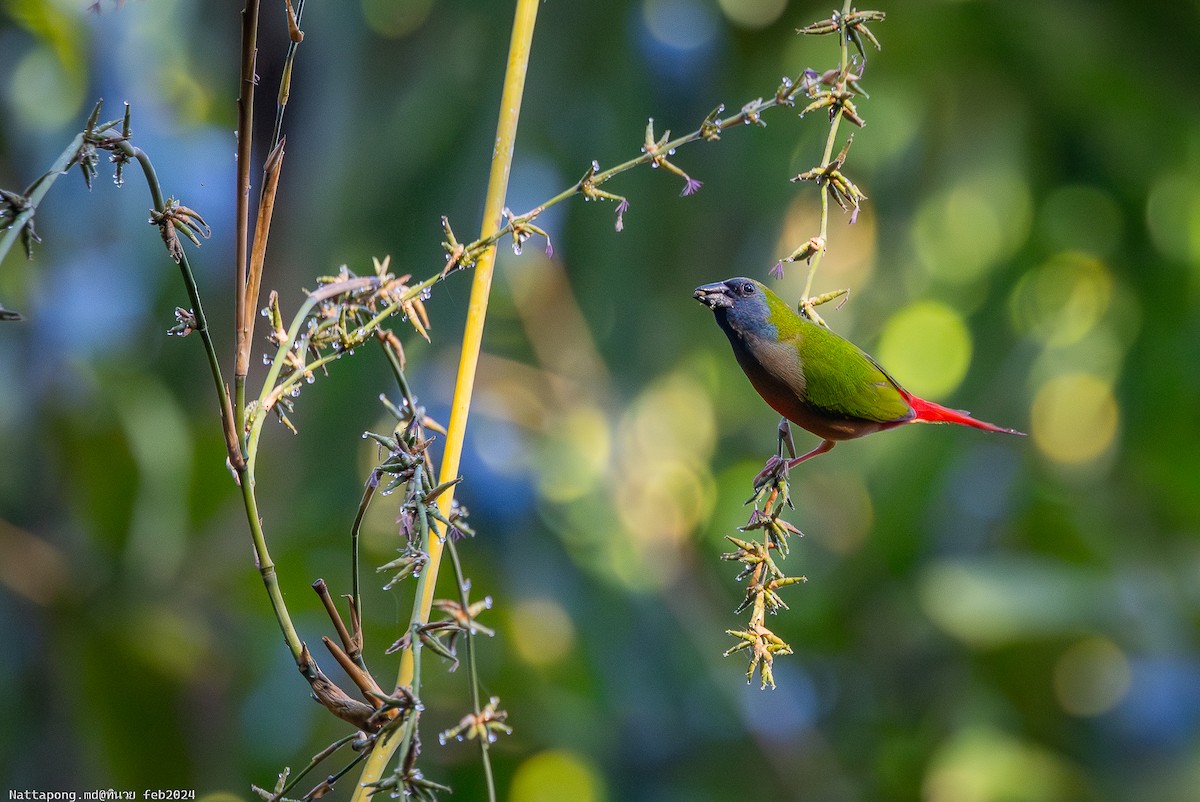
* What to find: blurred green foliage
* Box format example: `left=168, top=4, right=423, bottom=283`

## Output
left=2, top=0, right=1200, bottom=800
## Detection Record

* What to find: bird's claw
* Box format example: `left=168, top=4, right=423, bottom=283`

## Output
left=752, top=455, right=788, bottom=491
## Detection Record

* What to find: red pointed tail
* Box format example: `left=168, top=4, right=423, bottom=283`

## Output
left=906, top=394, right=1024, bottom=435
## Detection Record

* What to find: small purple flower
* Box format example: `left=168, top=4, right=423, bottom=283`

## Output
left=800, top=68, right=820, bottom=94
left=398, top=508, right=415, bottom=539
left=769, top=261, right=786, bottom=280
left=615, top=198, right=629, bottom=232
left=680, top=177, right=703, bottom=197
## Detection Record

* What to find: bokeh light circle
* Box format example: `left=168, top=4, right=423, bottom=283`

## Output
left=508, top=598, right=576, bottom=668
left=1054, top=636, right=1132, bottom=716
left=8, top=48, right=84, bottom=130
left=913, top=170, right=1031, bottom=286
left=1145, top=171, right=1200, bottom=265
left=1031, top=372, right=1119, bottom=465
left=717, top=0, right=788, bottom=29
left=1008, top=252, right=1114, bottom=348
left=876, top=300, right=973, bottom=399
left=510, top=749, right=606, bottom=802
left=361, top=0, right=433, bottom=38
left=642, top=0, right=719, bottom=52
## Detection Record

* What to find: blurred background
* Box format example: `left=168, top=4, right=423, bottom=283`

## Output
left=2, top=0, right=1199, bottom=799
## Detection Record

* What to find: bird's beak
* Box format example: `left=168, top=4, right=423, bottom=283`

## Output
left=693, top=282, right=733, bottom=309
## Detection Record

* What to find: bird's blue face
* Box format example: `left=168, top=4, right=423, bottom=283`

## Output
left=693, top=278, right=775, bottom=339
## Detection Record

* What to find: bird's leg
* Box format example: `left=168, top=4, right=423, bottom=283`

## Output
left=776, top=417, right=796, bottom=460
left=786, top=438, right=835, bottom=469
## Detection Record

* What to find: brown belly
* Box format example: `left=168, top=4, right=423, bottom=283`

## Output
left=740, top=351, right=894, bottom=441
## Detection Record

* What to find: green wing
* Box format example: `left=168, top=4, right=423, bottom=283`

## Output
left=791, top=320, right=914, bottom=423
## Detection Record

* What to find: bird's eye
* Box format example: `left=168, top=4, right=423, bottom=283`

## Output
left=741, top=282, right=755, bottom=295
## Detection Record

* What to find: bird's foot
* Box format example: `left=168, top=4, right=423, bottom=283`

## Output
left=752, top=454, right=789, bottom=493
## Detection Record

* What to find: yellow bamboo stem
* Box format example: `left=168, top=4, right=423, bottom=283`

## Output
left=413, top=0, right=537, bottom=662
left=350, top=1, right=540, bottom=796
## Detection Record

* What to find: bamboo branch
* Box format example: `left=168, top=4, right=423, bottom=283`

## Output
left=234, top=0, right=263, bottom=441
left=350, top=0, right=540, bottom=796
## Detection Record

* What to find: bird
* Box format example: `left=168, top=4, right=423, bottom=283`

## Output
left=694, top=277, right=1023, bottom=467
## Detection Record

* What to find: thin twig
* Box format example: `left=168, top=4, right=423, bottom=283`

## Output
left=234, top=0, right=263, bottom=442
left=443, top=86, right=808, bottom=275
left=349, top=471, right=380, bottom=664
left=0, top=133, right=84, bottom=277
left=314, top=578, right=357, bottom=658
left=264, top=732, right=360, bottom=802
left=445, top=536, right=496, bottom=800
left=801, top=0, right=856, bottom=307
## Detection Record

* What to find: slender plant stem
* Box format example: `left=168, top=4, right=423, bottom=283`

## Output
left=456, top=89, right=804, bottom=264
left=272, top=732, right=359, bottom=800
left=239, top=468, right=305, bottom=661
left=234, top=0, right=263, bottom=443
left=123, top=144, right=234, bottom=443
left=270, top=0, right=306, bottom=149
left=238, top=0, right=305, bottom=419
left=351, top=1, right=540, bottom=796
left=0, top=134, right=84, bottom=270
left=349, top=471, right=379, bottom=665
left=0, top=127, right=231, bottom=441
left=376, top=333, right=416, bottom=407
left=122, top=127, right=304, bottom=671
left=244, top=275, right=381, bottom=472
left=0, top=122, right=293, bottom=652
left=801, top=0, right=854, bottom=303
left=445, top=536, right=496, bottom=800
